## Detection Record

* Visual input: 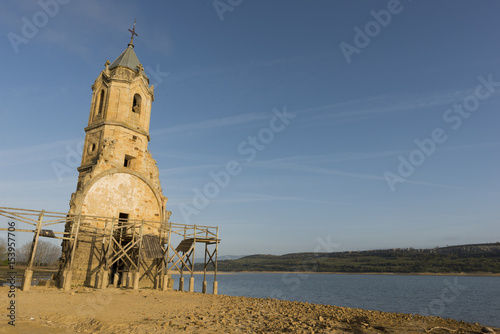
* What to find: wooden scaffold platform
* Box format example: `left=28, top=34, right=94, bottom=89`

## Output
left=0, top=207, right=220, bottom=293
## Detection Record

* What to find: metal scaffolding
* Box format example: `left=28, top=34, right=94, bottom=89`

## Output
left=0, top=207, right=220, bottom=293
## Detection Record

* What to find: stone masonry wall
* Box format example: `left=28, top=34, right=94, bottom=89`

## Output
left=57, top=62, right=168, bottom=288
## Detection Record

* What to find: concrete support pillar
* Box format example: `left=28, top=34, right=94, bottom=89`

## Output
left=63, top=271, right=72, bottom=291
left=57, top=272, right=64, bottom=289
left=99, top=270, right=109, bottom=289
left=162, top=274, right=167, bottom=291
left=94, top=272, right=100, bottom=289
left=189, top=277, right=195, bottom=292
left=179, top=277, right=184, bottom=291
left=126, top=272, right=133, bottom=288
left=113, top=273, right=119, bottom=288
left=133, top=272, right=140, bottom=290
left=21, top=269, right=33, bottom=291
left=202, top=281, right=207, bottom=294
left=95, top=269, right=101, bottom=288
left=162, top=275, right=173, bottom=291
left=154, top=277, right=159, bottom=290
left=213, top=281, right=218, bottom=295
left=59, top=269, right=68, bottom=289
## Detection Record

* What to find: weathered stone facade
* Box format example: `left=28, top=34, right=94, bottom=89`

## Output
left=57, top=42, right=168, bottom=287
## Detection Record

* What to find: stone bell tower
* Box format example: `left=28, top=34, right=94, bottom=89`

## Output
left=60, top=25, right=168, bottom=286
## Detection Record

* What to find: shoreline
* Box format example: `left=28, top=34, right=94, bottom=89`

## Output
left=214, top=271, right=500, bottom=277
left=2, top=286, right=498, bottom=333
left=4, top=267, right=499, bottom=277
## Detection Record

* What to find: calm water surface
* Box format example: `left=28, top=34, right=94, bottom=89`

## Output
left=174, top=273, right=500, bottom=327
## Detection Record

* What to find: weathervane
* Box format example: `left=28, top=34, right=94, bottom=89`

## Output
left=128, top=19, right=138, bottom=45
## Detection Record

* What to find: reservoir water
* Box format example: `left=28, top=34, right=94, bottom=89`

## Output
left=173, top=272, right=500, bottom=327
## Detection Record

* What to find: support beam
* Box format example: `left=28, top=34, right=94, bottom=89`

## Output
left=21, top=270, right=33, bottom=291
left=203, top=235, right=208, bottom=291
left=104, top=219, right=116, bottom=273
left=62, top=271, right=73, bottom=291
left=213, top=226, right=219, bottom=295
left=190, top=225, right=196, bottom=283
left=64, top=214, right=81, bottom=291
left=134, top=220, right=145, bottom=289
left=164, top=221, right=172, bottom=285
left=22, top=211, right=44, bottom=291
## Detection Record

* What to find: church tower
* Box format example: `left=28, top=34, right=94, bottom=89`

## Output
left=61, top=26, right=168, bottom=286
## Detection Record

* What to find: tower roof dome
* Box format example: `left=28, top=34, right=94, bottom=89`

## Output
left=109, top=44, right=141, bottom=71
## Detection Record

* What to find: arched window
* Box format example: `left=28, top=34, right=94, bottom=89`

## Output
left=132, top=94, right=142, bottom=114
left=96, top=90, right=105, bottom=116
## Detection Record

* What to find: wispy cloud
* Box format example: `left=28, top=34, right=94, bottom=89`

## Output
left=250, top=142, right=500, bottom=167
left=159, top=163, right=226, bottom=176
left=201, top=191, right=387, bottom=209
left=151, top=88, right=474, bottom=139
left=294, top=89, right=475, bottom=125
left=0, top=177, right=75, bottom=192
left=39, top=28, right=91, bottom=57
left=159, top=142, right=496, bottom=192
left=442, top=142, right=500, bottom=152
left=251, top=151, right=404, bottom=166
left=164, top=51, right=329, bottom=85
left=247, top=155, right=471, bottom=191
left=0, top=138, right=81, bottom=168
left=154, top=150, right=233, bottom=164
left=150, top=112, right=269, bottom=137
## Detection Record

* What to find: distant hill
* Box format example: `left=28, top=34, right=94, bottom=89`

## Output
left=199, top=243, right=500, bottom=274
left=194, top=255, right=245, bottom=264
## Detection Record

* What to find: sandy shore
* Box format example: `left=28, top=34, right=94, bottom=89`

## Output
left=0, top=286, right=497, bottom=334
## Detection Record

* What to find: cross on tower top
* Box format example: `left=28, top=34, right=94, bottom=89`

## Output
left=128, top=19, right=138, bottom=46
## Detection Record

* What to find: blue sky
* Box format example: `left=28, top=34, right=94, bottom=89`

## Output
left=0, top=0, right=499, bottom=255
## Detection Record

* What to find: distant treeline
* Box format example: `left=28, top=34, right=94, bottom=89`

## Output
left=199, top=243, right=500, bottom=273
left=0, top=239, right=60, bottom=267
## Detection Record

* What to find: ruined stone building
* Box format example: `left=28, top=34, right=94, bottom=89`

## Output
left=0, top=25, right=218, bottom=292
left=57, top=33, right=169, bottom=287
